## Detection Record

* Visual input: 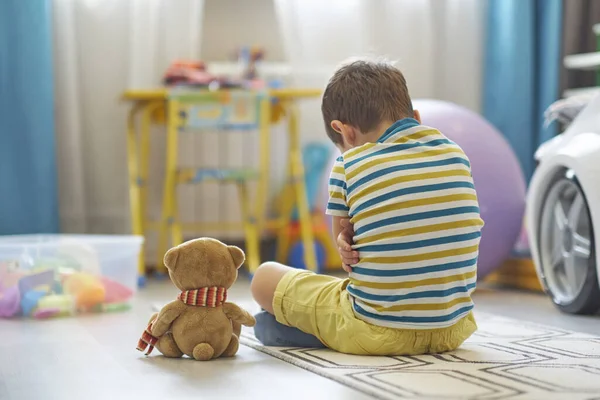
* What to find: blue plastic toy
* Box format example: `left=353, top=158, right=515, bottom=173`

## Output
left=291, top=142, right=331, bottom=219
left=288, top=241, right=326, bottom=273
left=21, top=290, right=47, bottom=316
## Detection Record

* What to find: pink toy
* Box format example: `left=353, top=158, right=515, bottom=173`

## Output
left=33, top=308, right=60, bottom=319
left=100, top=276, right=133, bottom=303
left=0, top=286, right=21, bottom=317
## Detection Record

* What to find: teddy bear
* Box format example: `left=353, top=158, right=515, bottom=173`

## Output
left=136, top=238, right=256, bottom=361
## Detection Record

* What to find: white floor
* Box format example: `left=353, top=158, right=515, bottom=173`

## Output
left=1, top=277, right=599, bottom=400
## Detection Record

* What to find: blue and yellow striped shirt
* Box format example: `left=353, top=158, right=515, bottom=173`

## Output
left=326, top=118, right=484, bottom=329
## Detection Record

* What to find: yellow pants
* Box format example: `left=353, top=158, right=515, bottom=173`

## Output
left=273, top=270, right=477, bottom=355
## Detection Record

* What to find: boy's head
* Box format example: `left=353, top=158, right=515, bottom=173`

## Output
left=321, top=59, right=419, bottom=152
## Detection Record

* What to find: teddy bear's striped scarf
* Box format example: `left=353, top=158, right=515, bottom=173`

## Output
left=136, top=287, right=228, bottom=355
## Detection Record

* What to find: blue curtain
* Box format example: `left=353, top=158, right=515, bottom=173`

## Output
left=483, top=0, right=563, bottom=180
left=0, top=0, right=59, bottom=234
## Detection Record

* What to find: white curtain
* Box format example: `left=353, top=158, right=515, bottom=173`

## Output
left=274, top=0, right=485, bottom=143
left=53, top=0, right=204, bottom=237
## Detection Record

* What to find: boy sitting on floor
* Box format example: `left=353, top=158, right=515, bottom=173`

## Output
left=251, top=59, right=483, bottom=355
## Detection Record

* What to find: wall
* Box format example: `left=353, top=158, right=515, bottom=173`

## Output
left=201, top=0, right=285, bottom=61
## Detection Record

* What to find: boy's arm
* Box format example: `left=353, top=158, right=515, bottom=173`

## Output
left=325, top=157, right=358, bottom=271
left=332, top=216, right=358, bottom=272
left=331, top=216, right=345, bottom=244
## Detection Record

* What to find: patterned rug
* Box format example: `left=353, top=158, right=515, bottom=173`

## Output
left=240, top=313, right=600, bottom=400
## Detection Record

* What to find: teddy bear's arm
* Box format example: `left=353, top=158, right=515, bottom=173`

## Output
left=223, top=302, right=256, bottom=327
left=150, top=300, right=186, bottom=337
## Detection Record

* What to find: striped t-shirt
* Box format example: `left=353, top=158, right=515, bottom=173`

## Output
left=326, top=118, right=484, bottom=329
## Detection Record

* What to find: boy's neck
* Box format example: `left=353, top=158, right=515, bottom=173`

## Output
left=355, top=119, right=397, bottom=147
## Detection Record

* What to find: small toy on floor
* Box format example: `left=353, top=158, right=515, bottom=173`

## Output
left=136, top=238, right=256, bottom=361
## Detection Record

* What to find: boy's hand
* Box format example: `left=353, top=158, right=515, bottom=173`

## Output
left=337, top=218, right=358, bottom=272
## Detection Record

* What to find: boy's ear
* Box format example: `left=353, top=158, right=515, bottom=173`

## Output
left=331, top=120, right=356, bottom=146
left=330, top=120, right=344, bottom=134
left=413, top=109, right=422, bottom=124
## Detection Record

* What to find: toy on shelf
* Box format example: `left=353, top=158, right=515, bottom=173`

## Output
left=164, top=60, right=241, bottom=89
left=163, top=46, right=269, bottom=91
left=275, top=142, right=341, bottom=272
left=164, top=60, right=217, bottom=88
left=237, top=46, right=264, bottom=80
left=163, top=46, right=267, bottom=91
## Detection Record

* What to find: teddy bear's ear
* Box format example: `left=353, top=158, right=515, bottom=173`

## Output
left=228, top=246, right=245, bottom=269
left=163, top=247, right=179, bottom=270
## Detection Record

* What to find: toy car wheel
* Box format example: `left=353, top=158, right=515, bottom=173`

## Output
left=538, top=170, right=600, bottom=314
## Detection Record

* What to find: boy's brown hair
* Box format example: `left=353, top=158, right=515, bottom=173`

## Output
left=321, top=59, right=413, bottom=145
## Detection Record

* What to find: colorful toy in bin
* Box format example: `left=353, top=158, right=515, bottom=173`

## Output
left=0, top=266, right=134, bottom=319
left=18, top=270, right=54, bottom=294
left=21, top=290, right=47, bottom=316
left=101, top=276, right=133, bottom=303
left=64, top=273, right=106, bottom=309
left=0, top=286, right=20, bottom=317
left=94, top=302, right=131, bottom=313
left=35, top=294, right=76, bottom=318
left=0, top=263, right=23, bottom=317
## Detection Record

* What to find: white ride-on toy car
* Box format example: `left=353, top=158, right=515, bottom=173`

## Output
left=527, top=94, right=600, bottom=314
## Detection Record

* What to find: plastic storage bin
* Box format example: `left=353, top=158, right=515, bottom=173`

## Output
left=0, top=234, right=143, bottom=319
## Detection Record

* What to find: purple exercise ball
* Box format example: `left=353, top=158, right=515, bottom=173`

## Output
left=414, top=99, right=526, bottom=278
